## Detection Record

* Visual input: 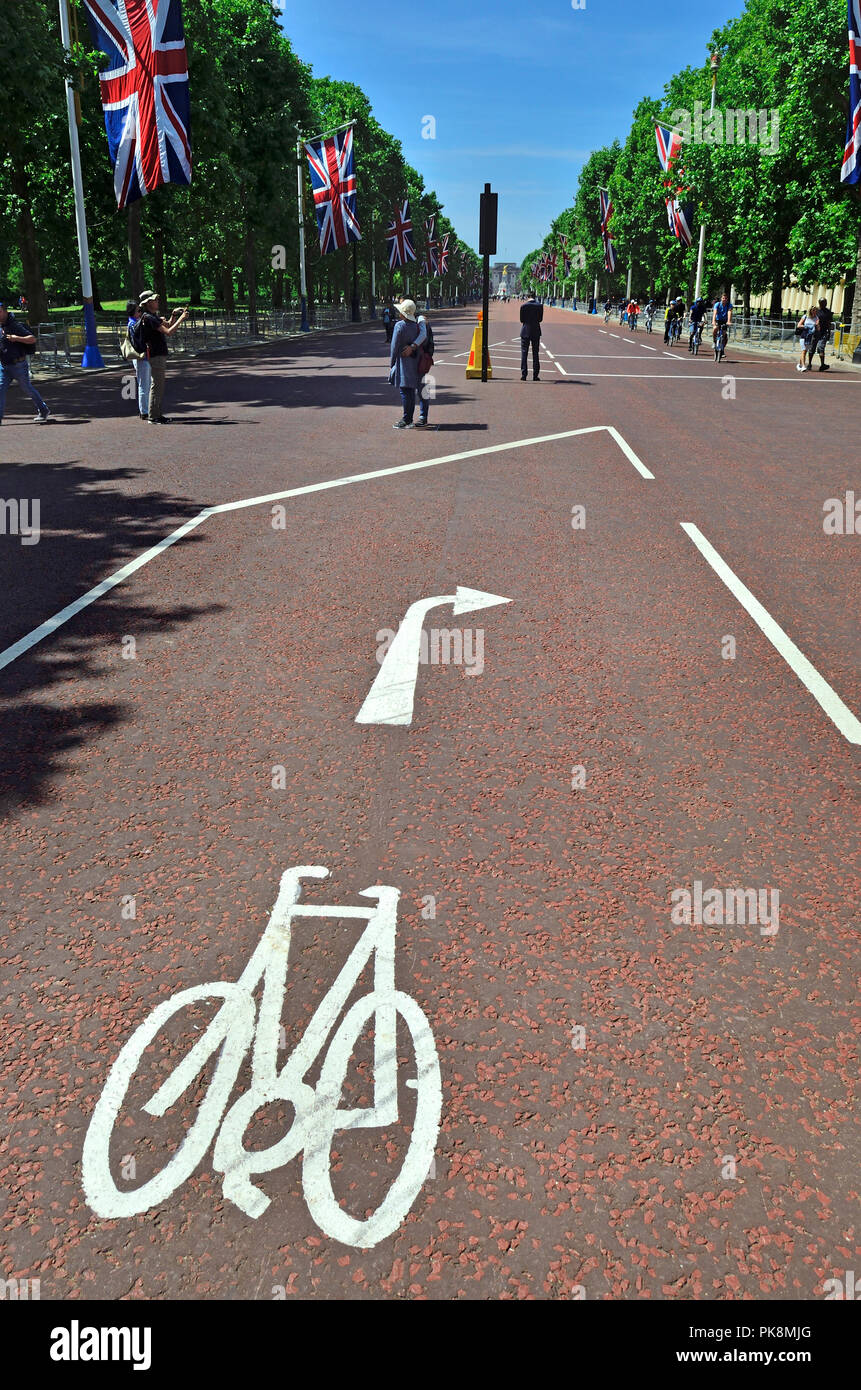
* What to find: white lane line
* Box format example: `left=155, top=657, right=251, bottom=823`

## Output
left=430, top=363, right=858, bottom=382
left=553, top=359, right=566, bottom=375
left=0, top=426, right=652, bottom=672
left=0, top=512, right=215, bottom=672
left=609, top=333, right=621, bottom=339
left=604, top=427, right=653, bottom=479
left=663, top=350, right=679, bottom=359
left=640, top=344, right=657, bottom=352
left=681, top=523, right=861, bottom=746
left=598, top=329, right=608, bottom=336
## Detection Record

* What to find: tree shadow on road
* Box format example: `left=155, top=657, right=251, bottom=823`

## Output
left=0, top=459, right=219, bottom=814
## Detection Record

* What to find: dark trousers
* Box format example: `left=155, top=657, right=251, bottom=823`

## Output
left=521, top=334, right=540, bottom=378
left=399, top=387, right=416, bottom=423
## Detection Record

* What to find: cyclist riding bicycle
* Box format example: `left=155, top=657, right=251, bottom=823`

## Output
left=664, top=301, right=678, bottom=344
left=688, top=296, right=706, bottom=349
left=627, top=298, right=640, bottom=329
left=712, top=292, right=732, bottom=346
left=671, top=297, right=685, bottom=343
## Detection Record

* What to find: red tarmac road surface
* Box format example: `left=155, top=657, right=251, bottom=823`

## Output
left=1, top=304, right=858, bottom=1299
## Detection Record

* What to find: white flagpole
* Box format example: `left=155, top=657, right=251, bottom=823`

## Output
left=296, top=139, right=310, bottom=331
left=370, top=211, right=376, bottom=318
left=58, top=0, right=104, bottom=367
left=694, top=54, right=720, bottom=302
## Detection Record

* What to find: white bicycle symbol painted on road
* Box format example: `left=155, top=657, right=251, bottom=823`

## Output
left=82, top=866, right=442, bottom=1248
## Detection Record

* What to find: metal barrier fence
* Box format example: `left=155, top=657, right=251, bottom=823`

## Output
left=33, top=302, right=362, bottom=369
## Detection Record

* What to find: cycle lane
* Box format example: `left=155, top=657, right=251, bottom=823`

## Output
left=1, top=421, right=857, bottom=1299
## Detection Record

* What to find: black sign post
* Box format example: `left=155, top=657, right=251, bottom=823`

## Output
left=479, top=183, right=497, bottom=383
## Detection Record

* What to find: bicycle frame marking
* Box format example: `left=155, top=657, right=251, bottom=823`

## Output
left=82, top=866, right=442, bottom=1248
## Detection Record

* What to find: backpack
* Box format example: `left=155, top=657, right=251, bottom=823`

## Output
left=129, top=317, right=147, bottom=355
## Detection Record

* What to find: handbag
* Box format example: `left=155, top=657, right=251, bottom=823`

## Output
left=121, top=331, right=145, bottom=361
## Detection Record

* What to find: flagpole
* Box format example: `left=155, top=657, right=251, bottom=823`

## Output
left=296, top=139, right=310, bottom=331
left=370, top=211, right=377, bottom=318
left=694, top=53, right=720, bottom=301
left=58, top=0, right=104, bottom=368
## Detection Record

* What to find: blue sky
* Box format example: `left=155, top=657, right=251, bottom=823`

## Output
left=280, top=0, right=743, bottom=264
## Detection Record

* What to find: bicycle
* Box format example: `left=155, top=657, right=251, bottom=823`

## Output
left=82, top=865, right=442, bottom=1248
left=713, top=321, right=728, bottom=362
left=603, top=306, right=611, bottom=324
left=645, top=311, right=654, bottom=334
left=671, top=316, right=684, bottom=345
left=688, top=321, right=703, bottom=355
left=628, top=312, right=638, bottom=332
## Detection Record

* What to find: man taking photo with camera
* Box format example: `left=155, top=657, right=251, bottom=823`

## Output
left=137, top=290, right=189, bottom=423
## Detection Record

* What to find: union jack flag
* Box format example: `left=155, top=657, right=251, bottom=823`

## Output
left=599, top=189, right=616, bottom=273
left=81, top=0, right=191, bottom=209
left=424, top=215, right=438, bottom=275
left=842, top=0, right=861, bottom=183
left=437, top=232, right=451, bottom=275
left=559, top=233, right=572, bottom=276
left=305, top=126, right=361, bottom=255
left=386, top=199, right=416, bottom=268
left=672, top=200, right=694, bottom=247
left=655, top=122, right=683, bottom=173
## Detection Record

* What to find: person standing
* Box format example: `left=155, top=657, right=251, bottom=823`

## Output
left=0, top=301, right=50, bottom=424
left=813, top=298, right=833, bottom=372
left=137, top=289, right=188, bottom=423
left=414, top=311, right=434, bottom=428
left=125, top=300, right=151, bottom=420
left=519, top=292, right=543, bottom=380
left=382, top=302, right=394, bottom=344
left=389, top=297, right=421, bottom=429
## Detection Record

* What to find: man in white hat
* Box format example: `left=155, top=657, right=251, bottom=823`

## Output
left=137, top=290, right=188, bottom=423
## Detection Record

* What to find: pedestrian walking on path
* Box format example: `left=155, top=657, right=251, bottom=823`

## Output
left=519, top=292, right=543, bottom=380
left=138, top=290, right=188, bottom=423
left=389, top=298, right=421, bottom=429
left=0, top=301, right=50, bottom=424
left=796, top=306, right=818, bottom=372
left=382, top=302, right=394, bottom=344
left=124, top=300, right=151, bottom=419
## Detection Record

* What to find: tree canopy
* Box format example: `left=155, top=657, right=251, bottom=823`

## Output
left=522, top=0, right=860, bottom=325
left=1, top=0, right=480, bottom=319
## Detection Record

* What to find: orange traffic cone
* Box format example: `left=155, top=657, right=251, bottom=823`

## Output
left=465, top=309, right=492, bottom=379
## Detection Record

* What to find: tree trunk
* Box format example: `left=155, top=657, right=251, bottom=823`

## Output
left=221, top=263, right=236, bottom=316
left=272, top=269, right=283, bottom=309
left=127, top=200, right=143, bottom=300
left=152, top=225, right=168, bottom=306
left=244, top=222, right=257, bottom=334
left=768, top=269, right=782, bottom=318
left=742, top=272, right=751, bottom=337
left=11, top=159, right=48, bottom=323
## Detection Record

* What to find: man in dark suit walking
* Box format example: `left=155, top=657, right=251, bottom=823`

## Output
left=519, top=293, right=544, bottom=380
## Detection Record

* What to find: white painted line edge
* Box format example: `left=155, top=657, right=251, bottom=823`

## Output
left=681, top=522, right=861, bottom=746
left=0, top=426, right=652, bottom=672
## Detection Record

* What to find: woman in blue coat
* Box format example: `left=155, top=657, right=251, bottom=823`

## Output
left=389, top=299, right=422, bottom=429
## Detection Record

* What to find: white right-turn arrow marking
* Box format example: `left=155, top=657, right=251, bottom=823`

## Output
left=355, top=585, right=511, bottom=727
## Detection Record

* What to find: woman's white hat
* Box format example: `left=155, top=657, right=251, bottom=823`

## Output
left=395, top=299, right=417, bottom=321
